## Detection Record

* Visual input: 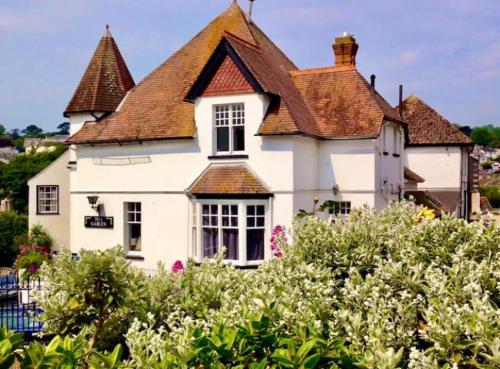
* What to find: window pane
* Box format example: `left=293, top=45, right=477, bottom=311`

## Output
left=233, top=126, right=245, bottom=151
left=247, top=217, right=255, bottom=227
left=223, top=229, right=239, bottom=260
left=211, top=216, right=218, bottom=226
left=217, top=127, right=229, bottom=152
left=211, top=205, right=218, bottom=214
left=203, top=205, right=210, bottom=215
left=231, top=216, right=238, bottom=227
left=247, top=206, right=255, bottom=216
left=222, top=205, right=229, bottom=215
left=256, top=217, right=265, bottom=227
left=222, top=216, right=229, bottom=227
left=257, top=205, right=265, bottom=215
left=203, top=228, right=218, bottom=258
left=202, top=216, right=210, bottom=226
left=247, top=229, right=264, bottom=260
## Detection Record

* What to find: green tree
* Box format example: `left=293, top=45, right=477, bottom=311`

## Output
left=0, top=144, right=67, bottom=212
left=0, top=123, right=6, bottom=136
left=22, top=124, right=43, bottom=137
left=470, top=125, right=500, bottom=148
left=57, top=122, right=70, bottom=135
left=0, top=211, right=28, bottom=267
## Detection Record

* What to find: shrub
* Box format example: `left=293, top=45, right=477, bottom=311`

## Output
left=35, top=246, right=148, bottom=351
left=0, top=211, right=28, bottom=267
left=480, top=185, right=500, bottom=208
left=14, top=224, right=52, bottom=276
left=36, top=203, right=499, bottom=369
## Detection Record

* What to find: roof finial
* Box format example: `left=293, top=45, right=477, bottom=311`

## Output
left=104, top=24, right=112, bottom=38
left=247, top=0, right=255, bottom=22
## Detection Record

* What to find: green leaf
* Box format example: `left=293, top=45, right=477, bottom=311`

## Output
left=297, top=340, right=317, bottom=362
left=302, top=353, right=321, bottom=369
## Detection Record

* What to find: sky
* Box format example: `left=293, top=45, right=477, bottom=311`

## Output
left=0, top=0, right=499, bottom=132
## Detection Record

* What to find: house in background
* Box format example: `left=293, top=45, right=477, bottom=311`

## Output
left=27, top=150, right=71, bottom=249
left=24, top=135, right=69, bottom=153
left=29, top=2, right=406, bottom=268
left=399, top=95, right=477, bottom=219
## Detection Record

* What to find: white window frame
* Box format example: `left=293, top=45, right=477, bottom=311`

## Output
left=124, top=202, right=142, bottom=253
left=37, top=185, right=59, bottom=214
left=190, top=199, right=269, bottom=266
left=327, top=201, right=352, bottom=216
left=213, top=103, right=245, bottom=154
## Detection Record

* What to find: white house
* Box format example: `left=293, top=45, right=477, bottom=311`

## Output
left=399, top=95, right=476, bottom=219
left=29, top=2, right=407, bottom=268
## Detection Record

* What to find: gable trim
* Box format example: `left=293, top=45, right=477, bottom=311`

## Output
left=185, top=38, right=265, bottom=102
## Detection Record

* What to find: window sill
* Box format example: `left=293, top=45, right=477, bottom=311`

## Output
left=125, top=254, right=144, bottom=261
left=193, top=261, right=262, bottom=269
left=208, top=154, right=249, bottom=160
left=36, top=212, right=60, bottom=216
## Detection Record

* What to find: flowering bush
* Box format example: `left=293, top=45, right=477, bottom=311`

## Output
left=36, top=202, right=499, bottom=369
left=14, top=224, right=52, bottom=276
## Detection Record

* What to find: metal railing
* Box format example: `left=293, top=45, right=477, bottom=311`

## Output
left=0, top=271, right=43, bottom=338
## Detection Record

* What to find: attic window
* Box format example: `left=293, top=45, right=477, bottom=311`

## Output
left=214, top=104, right=245, bottom=153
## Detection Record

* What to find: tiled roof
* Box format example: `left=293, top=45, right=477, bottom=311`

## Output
left=68, top=2, right=313, bottom=144
left=404, top=166, right=425, bottom=183
left=201, top=54, right=255, bottom=96
left=64, top=27, right=135, bottom=118
left=68, top=2, right=403, bottom=144
left=291, top=67, right=404, bottom=138
left=188, top=164, right=270, bottom=195
left=405, top=191, right=449, bottom=215
left=398, top=95, right=472, bottom=146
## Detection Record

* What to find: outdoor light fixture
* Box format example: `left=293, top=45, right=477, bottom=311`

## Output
left=332, top=185, right=339, bottom=195
left=87, top=195, right=101, bottom=213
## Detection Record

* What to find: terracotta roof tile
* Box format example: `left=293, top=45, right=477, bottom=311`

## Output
left=188, top=164, right=270, bottom=195
left=404, top=166, right=425, bottom=183
left=64, top=27, right=135, bottom=117
left=201, top=54, right=255, bottom=96
left=291, top=67, right=404, bottom=138
left=68, top=2, right=404, bottom=144
left=398, top=95, right=472, bottom=146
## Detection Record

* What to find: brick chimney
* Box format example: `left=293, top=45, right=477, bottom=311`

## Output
left=333, top=33, right=358, bottom=67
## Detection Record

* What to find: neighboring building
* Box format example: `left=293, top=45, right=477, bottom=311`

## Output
left=24, top=135, right=69, bottom=153
left=399, top=95, right=475, bottom=219
left=28, top=150, right=71, bottom=250
left=0, top=139, right=18, bottom=163
left=29, top=2, right=407, bottom=268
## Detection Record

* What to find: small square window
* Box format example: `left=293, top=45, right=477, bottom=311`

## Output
left=37, top=186, right=58, bottom=214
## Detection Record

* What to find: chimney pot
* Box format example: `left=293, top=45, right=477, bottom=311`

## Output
left=370, top=74, right=376, bottom=88
left=333, top=34, right=358, bottom=67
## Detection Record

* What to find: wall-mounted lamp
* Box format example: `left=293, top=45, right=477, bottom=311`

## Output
left=332, top=184, right=339, bottom=195
left=87, top=195, right=101, bottom=213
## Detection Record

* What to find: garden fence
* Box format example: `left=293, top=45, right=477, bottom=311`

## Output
left=0, top=270, right=43, bottom=339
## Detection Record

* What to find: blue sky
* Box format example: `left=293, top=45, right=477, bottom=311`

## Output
left=1, top=0, right=499, bottom=132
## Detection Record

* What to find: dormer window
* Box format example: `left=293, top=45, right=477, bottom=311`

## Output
left=214, top=103, right=245, bottom=153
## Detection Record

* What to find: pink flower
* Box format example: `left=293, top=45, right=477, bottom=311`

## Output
left=270, top=242, right=279, bottom=250
left=272, top=225, right=283, bottom=235
left=171, top=260, right=184, bottom=273
left=273, top=250, right=283, bottom=258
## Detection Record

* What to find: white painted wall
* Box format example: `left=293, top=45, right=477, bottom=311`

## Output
left=53, top=92, right=405, bottom=268
left=405, top=146, right=462, bottom=190
left=28, top=151, right=70, bottom=251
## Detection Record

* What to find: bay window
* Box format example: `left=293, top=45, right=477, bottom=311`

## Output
left=192, top=200, right=268, bottom=265
left=214, top=103, right=245, bottom=153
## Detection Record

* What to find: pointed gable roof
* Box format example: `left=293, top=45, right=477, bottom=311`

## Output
left=68, top=2, right=321, bottom=144
left=398, top=95, right=472, bottom=146
left=201, top=54, right=255, bottom=97
left=64, top=26, right=135, bottom=118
